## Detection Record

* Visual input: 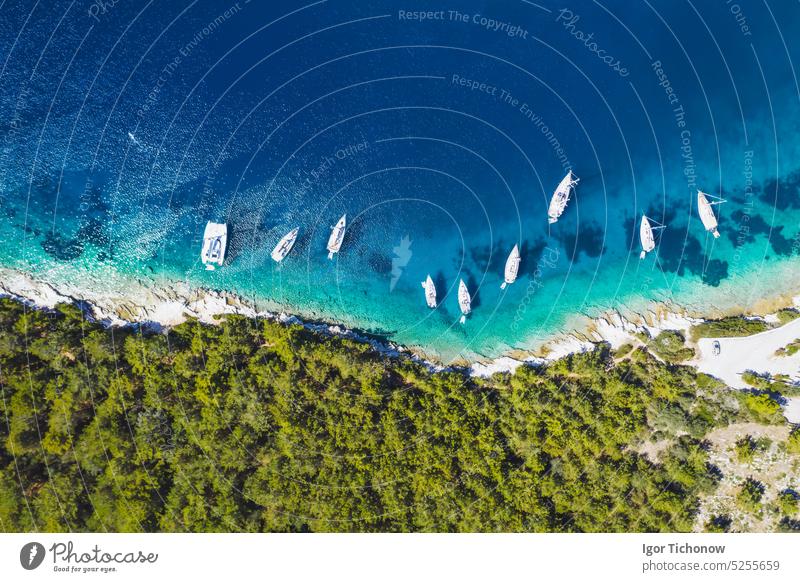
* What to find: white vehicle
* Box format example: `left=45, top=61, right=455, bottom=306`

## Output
left=697, top=190, right=725, bottom=238
left=639, top=215, right=665, bottom=259
left=458, top=279, right=472, bottom=324
left=548, top=171, right=579, bottom=224
left=201, top=221, right=227, bottom=270
left=271, top=227, right=299, bottom=262
left=421, top=274, right=437, bottom=308
left=501, top=244, right=521, bottom=289
left=327, top=214, right=347, bottom=259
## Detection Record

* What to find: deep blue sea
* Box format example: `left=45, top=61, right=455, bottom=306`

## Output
left=2, top=0, right=800, bottom=361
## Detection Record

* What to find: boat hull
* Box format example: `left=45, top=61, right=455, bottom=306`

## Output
left=697, top=191, right=720, bottom=235
left=271, top=228, right=298, bottom=262
left=547, top=171, right=578, bottom=224
left=502, top=246, right=521, bottom=288
left=421, top=277, right=437, bottom=308
left=458, top=280, right=471, bottom=323
left=640, top=217, right=655, bottom=258
left=201, top=221, right=227, bottom=269
left=327, top=215, right=347, bottom=259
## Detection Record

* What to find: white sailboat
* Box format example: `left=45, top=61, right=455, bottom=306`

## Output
left=501, top=245, right=521, bottom=289
left=327, top=214, right=347, bottom=259
left=421, top=274, right=437, bottom=308
left=271, top=227, right=299, bottom=262
left=200, top=221, right=227, bottom=270
left=548, top=170, right=579, bottom=224
left=639, top=216, right=665, bottom=259
left=697, top=190, right=725, bottom=238
left=458, top=279, right=471, bottom=324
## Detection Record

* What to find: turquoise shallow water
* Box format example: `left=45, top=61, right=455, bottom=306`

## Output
left=2, top=1, right=800, bottom=361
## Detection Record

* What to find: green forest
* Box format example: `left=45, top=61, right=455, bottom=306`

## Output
left=0, top=297, right=789, bottom=532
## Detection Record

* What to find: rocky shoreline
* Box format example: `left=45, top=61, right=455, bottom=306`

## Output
left=1, top=266, right=798, bottom=387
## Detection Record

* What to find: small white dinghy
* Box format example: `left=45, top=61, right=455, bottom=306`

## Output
left=458, top=279, right=471, bottom=324
left=201, top=221, right=227, bottom=270
left=421, top=274, right=437, bottom=308
left=697, top=190, right=725, bottom=238
left=271, top=227, right=299, bottom=262
left=327, top=214, right=346, bottom=259
left=548, top=171, right=579, bottom=224
left=639, top=216, right=665, bottom=259
left=501, top=244, right=521, bottom=289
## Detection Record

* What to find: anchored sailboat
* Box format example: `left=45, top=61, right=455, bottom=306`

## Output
left=327, top=214, right=347, bottom=259
left=200, top=221, right=227, bottom=270
left=501, top=245, right=521, bottom=289
left=639, top=216, right=665, bottom=259
left=697, top=190, right=725, bottom=238
left=548, top=171, right=579, bottom=224
left=458, top=279, right=471, bottom=324
left=421, top=274, right=437, bottom=308
left=271, top=227, right=299, bottom=262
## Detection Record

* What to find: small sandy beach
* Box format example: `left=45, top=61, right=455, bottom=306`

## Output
left=693, top=318, right=800, bottom=389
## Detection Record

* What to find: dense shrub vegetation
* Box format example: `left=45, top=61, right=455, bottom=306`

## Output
left=774, top=338, right=800, bottom=357
left=778, top=491, right=798, bottom=517
left=736, top=478, right=765, bottom=512
left=0, top=298, right=766, bottom=532
left=734, top=436, right=758, bottom=463
left=705, top=515, right=732, bottom=532
left=742, top=370, right=775, bottom=390
left=742, top=370, right=800, bottom=399
left=776, top=308, right=800, bottom=325
left=742, top=393, right=783, bottom=423
left=690, top=317, right=770, bottom=342
left=647, top=330, right=695, bottom=363
left=787, top=429, right=800, bottom=454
